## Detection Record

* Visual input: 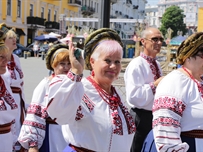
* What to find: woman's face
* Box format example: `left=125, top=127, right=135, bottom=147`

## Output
left=90, top=50, right=122, bottom=85
left=4, top=35, right=17, bottom=52
left=0, top=52, right=9, bottom=74
left=53, top=60, right=71, bottom=75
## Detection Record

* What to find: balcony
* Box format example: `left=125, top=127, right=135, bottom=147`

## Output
left=45, top=21, right=60, bottom=29
left=68, top=0, right=81, bottom=7
left=27, top=16, right=46, bottom=26
left=81, top=6, right=95, bottom=16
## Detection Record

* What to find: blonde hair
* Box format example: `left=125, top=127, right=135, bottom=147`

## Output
left=5, top=30, right=17, bottom=39
left=51, top=48, right=70, bottom=69
left=0, top=43, right=9, bottom=54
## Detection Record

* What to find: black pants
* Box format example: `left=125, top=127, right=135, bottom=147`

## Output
left=130, top=108, right=153, bottom=152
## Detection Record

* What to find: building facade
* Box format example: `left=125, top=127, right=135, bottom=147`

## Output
left=0, top=0, right=149, bottom=46
left=0, top=0, right=80, bottom=46
left=145, top=5, right=159, bottom=28
left=157, top=0, right=202, bottom=34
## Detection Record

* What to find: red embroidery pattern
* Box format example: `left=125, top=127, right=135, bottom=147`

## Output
left=149, top=82, right=156, bottom=95
left=27, top=104, right=48, bottom=119
left=15, top=65, right=24, bottom=79
left=23, top=120, right=46, bottom=130
left=75, top=106, right=84, bottom=121
left=4, top=90, right=18, bottom=109
left=153, top=116, right=180, bottom=128
left=87, top=76, right=136, bottom=135
left=0, top=99, right=6, bottom=110
left=0, top=76, right=6, bottom=97
left=7, top=55, right=24, bottom=79
left=28, top=140, right=38, bottom=147
left=140, top=52, right=161, bottom=80
left=118, top=103, right=136, bottom=134
left=182, top=66, right=203, bottom=98
left=153, top=96, right=186, bottom=117
left=82, top=94, right=95, bottom=112
left=67, top=71, right=83, bottom=82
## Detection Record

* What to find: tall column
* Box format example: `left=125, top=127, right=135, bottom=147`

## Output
left=99, top=0, right=110, bottom=28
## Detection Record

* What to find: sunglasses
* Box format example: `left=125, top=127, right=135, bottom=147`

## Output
left=145, top=37, right=164, bottom=43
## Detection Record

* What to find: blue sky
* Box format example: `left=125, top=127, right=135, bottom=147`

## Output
left=147, top=0, right=159, bottom=5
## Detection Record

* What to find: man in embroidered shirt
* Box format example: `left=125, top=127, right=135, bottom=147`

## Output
left=124, top=27, right=165, bottom=152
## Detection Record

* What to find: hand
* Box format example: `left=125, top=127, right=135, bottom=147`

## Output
left=28, top=147, right=39, bottom=152
left=69, top=42, right=84, bottom=75
left=154, top=76, right=165, bottom=87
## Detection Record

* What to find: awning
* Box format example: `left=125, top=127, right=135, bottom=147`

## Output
left=16, top=28, right=26, bottom=36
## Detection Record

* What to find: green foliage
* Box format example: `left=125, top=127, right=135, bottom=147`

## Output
left=160, top=5, right=187, bottom=38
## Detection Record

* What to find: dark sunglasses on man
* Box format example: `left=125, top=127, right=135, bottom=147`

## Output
left=145, top=37, right=164, bottom=43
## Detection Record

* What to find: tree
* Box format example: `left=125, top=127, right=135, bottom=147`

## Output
left=160, top=5, right=187, bottom=38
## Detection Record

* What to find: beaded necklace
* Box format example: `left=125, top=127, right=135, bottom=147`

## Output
left=182, top=66, right=203, bottom=98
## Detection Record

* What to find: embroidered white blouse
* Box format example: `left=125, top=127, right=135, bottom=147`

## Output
left=18, top=77, right=67, bottom=151
left=46, top=72, right=136, bottom=151
left=124, top=53, right=162, bottom=110
left=2, top=54, right=26, bottom=143
left=0, top=75, right=18, bottom=151
left=153, top=70, right=203, bottom=152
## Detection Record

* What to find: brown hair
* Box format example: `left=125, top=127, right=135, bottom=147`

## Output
left=51, top=49, right=70, bottom=69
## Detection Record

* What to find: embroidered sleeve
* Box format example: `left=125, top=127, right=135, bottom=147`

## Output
left=67, top=70, right=83, bottom=82
left=152, top=96, right=189, bottom=152
left=18, top=79, right=48, bottom=149
left=46, top=74, right=84, bottom=125
left=18, top=103, right=48, bottom=149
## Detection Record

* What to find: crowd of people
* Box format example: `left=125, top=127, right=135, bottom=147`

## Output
left=0, top=21, right=203, bottom=152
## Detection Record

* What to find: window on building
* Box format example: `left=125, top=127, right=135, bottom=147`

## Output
left=54, top=10, right=57, bottom=22
left=17, top=0, right=21, bottom=17
left=48, top=9, right=51, bottom=21
left=7, top=0, right=11, bottom=16
left=30, top=4, right=33, bottom=16
left=41, top=7, right=44, bottom=18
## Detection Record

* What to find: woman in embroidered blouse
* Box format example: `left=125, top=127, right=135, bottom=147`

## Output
left=0, top=30, right=18, bottom=151
left=142, top=32, right=203, bottom=152
left=45, top=28, right=136, bottom=152
left=0, top=23, right=26, bottom=151
left=18, top=44, right=69, bottom=152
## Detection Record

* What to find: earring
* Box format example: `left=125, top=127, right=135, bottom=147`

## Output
left=91, top=70, right=95, bottom=76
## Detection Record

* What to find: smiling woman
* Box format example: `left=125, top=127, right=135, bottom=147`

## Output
left=45, top=28, right=136, bottom=152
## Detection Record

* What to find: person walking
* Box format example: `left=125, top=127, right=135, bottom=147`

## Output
left=0, top=23, right=26, bottom=152
left=18, top=44, right=70, bottom=152
left=124, top=27, right=164, bottom=152
left=33, top=41, right=40, bottom=57
left=45, top=28, right=136, bottom=151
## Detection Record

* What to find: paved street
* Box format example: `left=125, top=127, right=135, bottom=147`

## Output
left=20, top=57, right=126, bottom=105
left=20, top=57, right=91, bottom=103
